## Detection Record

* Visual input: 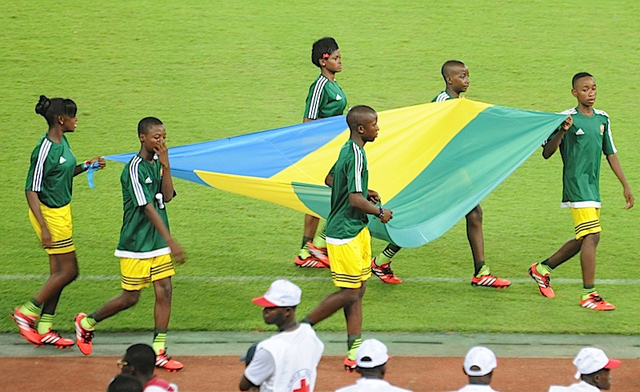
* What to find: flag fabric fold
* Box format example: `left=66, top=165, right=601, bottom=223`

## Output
left=107, top=99, right=565, bottom=247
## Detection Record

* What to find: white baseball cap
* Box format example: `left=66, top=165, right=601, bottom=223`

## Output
left=252, top=279, right=301, bottom=307
left=573, top=347, right=621, bottom=379
left=356, top=339, right=390, bottom=368
left=463, top=346, right=497, bottom=377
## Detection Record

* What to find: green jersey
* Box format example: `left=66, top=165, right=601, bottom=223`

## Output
left=547, top=107, right=616, bottom=208
left=303, top=75, right=347, bottom=120
left=326, top=140, right=369, bottom=240
left=25, top=135, right=77, bottom=208
left=115, top=154, right=172, bottom=258
left=432, top=90, right=454, bottom=102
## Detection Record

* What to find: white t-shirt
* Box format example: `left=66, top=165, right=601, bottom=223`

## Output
left=244, top=323, right=324, bottom=392
left=453, top=384, right=498, bottom=392
left=336, top=378, right=412, bottom=392
left=549, top=381, right=601, bottom=391
left=144, top=376, right=178, bottom=392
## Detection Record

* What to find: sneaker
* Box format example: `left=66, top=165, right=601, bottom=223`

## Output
left=343, top=356, right=356, bottom=373
left=156, top=349, right=184, bottom=372
left=471, top=274, right=511, bottom=289
left=307, top=241, right=330, bottom=266
left=371, top=258, right=403, bottom=284
left=11, top=307, right=41, bottom=345
left=528, top=263, right=555, bottom=298
left=294, top=254, right=328, bottom=268
left=580, top=292, right=615, bottom=311
left=74, top=313, right=94, bottom=355
left=39, top=329, right=75, bottom=348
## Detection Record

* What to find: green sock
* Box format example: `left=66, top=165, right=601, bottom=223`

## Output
left=153, top=331, right=167, bottom=354
left=475, top=264, right=490, bottom=277
left=581, top=286, right=597, bottom=300
left=80, top=314, right=98, bottom=331
left=376, top=244, right=401, bottom=265
left=19, top=299, right=42, bottom=318
left=536, top=262, right=553, bottom=276
left=347, top=335, right=362, bottom=360
left=37, top=313, right=55, bottom=334
left=312, top=220, right=327, bottom=249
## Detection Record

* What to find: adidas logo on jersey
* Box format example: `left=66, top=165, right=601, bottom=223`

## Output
left=575, top=128, right=585, bottom=135
left=336, top=94, right=343, bottom=100
left=145, top=177, right=153, bottom=184
left=59, top=157, right=67, bottom=164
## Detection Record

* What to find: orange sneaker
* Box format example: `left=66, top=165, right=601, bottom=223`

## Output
left=528, top=263, right=555, bottom=298
left=471, top=274, right=510, bottom=288
left=294, top=254, right=328, bottom=268
left=580, top=292, right=615, bottom=311
left=156, top=349, right=184, bottom=372
left=343, top=356, right=356, bottom=373
left=74, top=313, right=94, bottom=355
left=371, top=258, right=403, bottom=284
left=40, top=329, right=75, bottom=348
left=11, top=307, right=41, bottom=345
left=307, top=241, right=330, bottom=266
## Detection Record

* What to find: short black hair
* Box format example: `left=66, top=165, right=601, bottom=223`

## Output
left=137, top=117, right=163, bottom=136
left=107, top=374, right=143, bottom=392
left=357, top=363, right=386, bottom=378
left=123, top=343, right=156, bottom=376
left=441, top=60, right=466, bottom=81
left=311, top=37, right=339, bottom=68
left=346, top=105, right=377, bottom=132
left=572, top=72, right=594, bottom=88
left=35, top=95, right=77, bottom=127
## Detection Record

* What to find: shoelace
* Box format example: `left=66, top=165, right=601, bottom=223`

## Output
left=81, top=330, right=94, bottom=342
left=589, top=294, right=604, bottom=303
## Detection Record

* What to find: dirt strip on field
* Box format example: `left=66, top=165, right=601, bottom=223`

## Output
left=1, top=355, right=639, bottom=391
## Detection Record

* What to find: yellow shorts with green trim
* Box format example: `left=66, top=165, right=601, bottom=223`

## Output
left=120, top=254, right=175, bottom=290
left=570, top=207, right=601, bottom=240
left=327, top=227, right=371, bottom=289
left=29, top=203, right=75, bottom=255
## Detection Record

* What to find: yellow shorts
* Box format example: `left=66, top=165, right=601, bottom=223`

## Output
left=327, top=227, right=371, bottom=289
left=29, top=203, right=75, bottom=255
left=120, top=254, right=175, bottom=290
left=571, top=207, right=601, bottom=240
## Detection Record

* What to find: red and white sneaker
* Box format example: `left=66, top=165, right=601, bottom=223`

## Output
left=294, top=254, right=328, bottom=268
left=307, top=241, right=330, bottom=266
left=74, top=313, right=94, bottom=355
left=371, top=258, right=403, bottom=284
left=11, top=307, right=41, bottom=345
left=471, top=274, right=511, bottom=288
left=580, top=292, right=615, bottom=311
left=39, top=329, right=75, bottom=348
left=343, top=356, right=356, bottom=373
left=528, top=263, right=555, bottom=298
left=156, top=349, right=184, bottom=372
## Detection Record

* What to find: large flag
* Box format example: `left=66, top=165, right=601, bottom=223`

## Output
left=107, top=99, right=565, bottom=248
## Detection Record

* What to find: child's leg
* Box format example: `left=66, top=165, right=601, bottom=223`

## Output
left=153, top=277, right=172, bottom=332
left=465, top=205, right=485, bottom=274
left=90, top=290, right=141, bottom=323
left=304, top=287, right=361, bottom=325
left=33, top=252, right=78, bottom=312
left=580, top=233, right=600, bottom=287
left=343, top=283, right=366, bottom=350
left=544, top=238, right=582, bottom=269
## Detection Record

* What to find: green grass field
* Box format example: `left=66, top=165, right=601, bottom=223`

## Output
left=1, top=1, right=639, bottom=335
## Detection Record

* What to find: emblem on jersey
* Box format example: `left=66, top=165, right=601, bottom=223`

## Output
left=59, top=156, right=67, bottom=164
left=145, top=177, right=153, bottom=184
left=600, top=124, right=605, bottom=135
left=288, top=369, right=313, bottom=392
left=575, top=128, right=585, bottom=135
left=336, top=94, right=342, bottom=100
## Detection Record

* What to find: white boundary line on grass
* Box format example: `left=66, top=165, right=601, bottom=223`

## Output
left=1, top=274, right=640, bottom=285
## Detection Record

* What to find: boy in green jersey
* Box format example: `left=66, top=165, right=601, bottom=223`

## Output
left=529, top=72, right=634, bottom=310
left=303, top=105, right=393, bottom=372
left=296, top=37, right=348, bottom=269
left=372, top=60, right=511, bottom=289
left=75, top=117, right=186, bottom=370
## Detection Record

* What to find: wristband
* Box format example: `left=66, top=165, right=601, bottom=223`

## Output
left=82, top=160, right=91, bottom=171
left=378, top=206, right=384, bottom=219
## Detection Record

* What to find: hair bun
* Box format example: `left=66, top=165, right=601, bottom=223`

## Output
left=35, top=95, right=50, bottom=116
